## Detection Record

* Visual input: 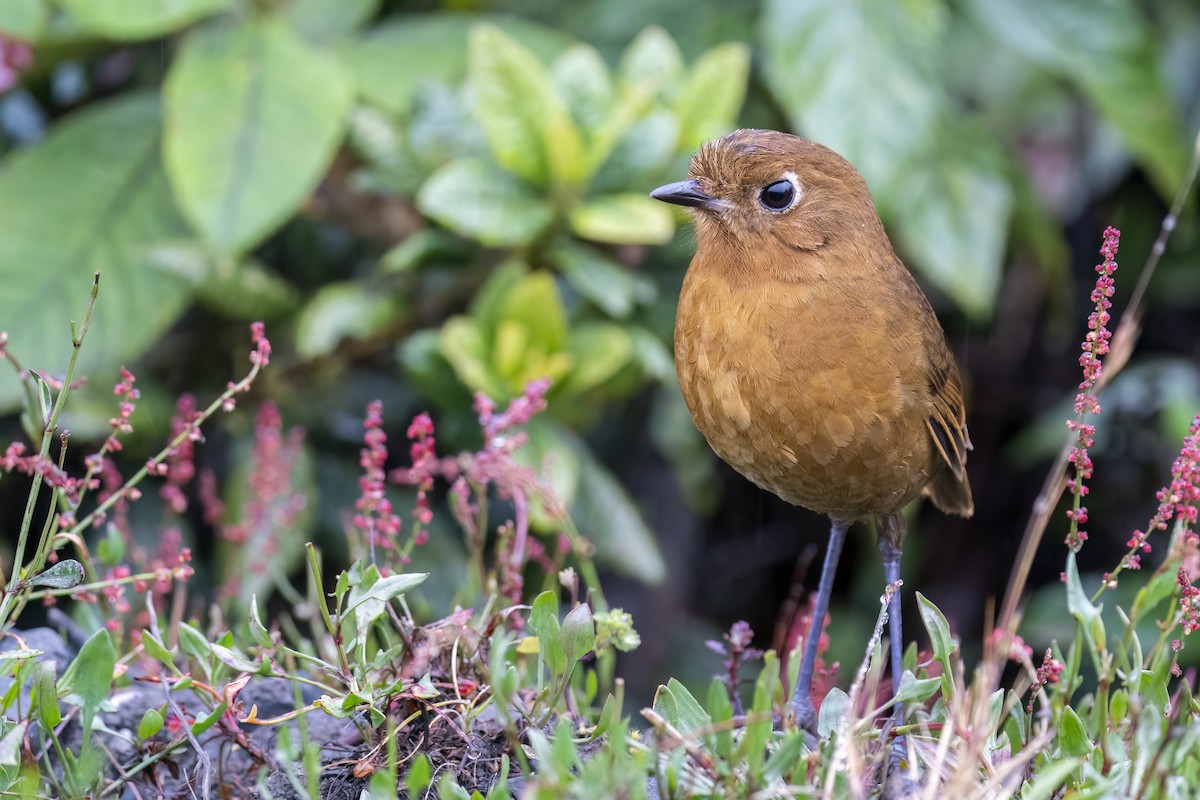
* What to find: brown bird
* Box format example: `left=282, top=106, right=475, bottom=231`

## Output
left=651, top=129, right=973, bottom=731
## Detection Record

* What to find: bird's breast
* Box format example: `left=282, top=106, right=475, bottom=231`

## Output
left=673, top=261, right=936, bottom=518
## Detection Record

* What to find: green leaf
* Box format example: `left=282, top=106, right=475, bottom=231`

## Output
left=191, top=703, right=226, bottom=735
left=511, top=419, right=581, bottom=528
left=892, top=127, right=1013, bottom=317
left=417, top=159, right=553, bottom=247
left=559, top=603, right=595, bottom=663
left=895, top=673, right=942, bottom=704
left=563, top=323, right=634, bottom=396
left=499, top=272, right=568, bottom=353
left=1065, top=553, right=1105, bottom=648
left=140, top=630, right=176, bottom=669
left=294, top=281, right=404, bottom=359
left=1021, top=759, right=1083, bottom=800
left=0, top=94, right=192, bottom=412
left=280, top=0, right=378, bottom=44
left=569, top=193, right=675, bottom=245
left=27, top=559, right=84, bottom=590
left=192, top=258, right=300, bottom=321
left=1057, top=706, right=1092, bottom=757
left=469, top=24, right=586, bottom=187
left=61, top=629, right=115, bottom=741
left=653, top=678, right=709, bottom=734
left=58, top=0, right=229, bottom=40
left=342, top=14, right=572, bottom=115
left=965, top=0, right=1189, bottom=198
left=1139, top=670, right=1170, bottom=716
left=32, top=661, right=60, bottom=729
left=0, top=719, right=28, bottom=768
left=555, top=241, right=653, bottom=319
left=0, top=0, right=45, bottom=40
left=563, top=428, right=666, bottom=583
left=617, top=26, right=683, bottom=94
left=438, top=316, right=501, bottom=398
left=817, top=686, right=850, bottom=738
left=138, top=708, right=165, bottom=739
left=164, top=18, right=353, bottom=253
left=673, top=43, right=750, bottom=150
left=761, top=0, right=945, bottom=192
left=528, top=591, right=566, bottom=677
left=916, top=592, right=953, bottom=663
left=346, top=573, right=429, bottom=641
left=552, top=43, right=614, bottom=138
left=406, top=753, right=432, bottom=794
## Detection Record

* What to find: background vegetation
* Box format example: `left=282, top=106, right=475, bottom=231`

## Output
left=0, top=0, right=1199, bottom=797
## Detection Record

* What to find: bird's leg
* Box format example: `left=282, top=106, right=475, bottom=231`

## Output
left=791, top=518, right=851, bottom=732
left=877, top=514, right=906, bottom=720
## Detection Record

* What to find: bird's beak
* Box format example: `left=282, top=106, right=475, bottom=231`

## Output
left=649, top=179, right=718, bottom=209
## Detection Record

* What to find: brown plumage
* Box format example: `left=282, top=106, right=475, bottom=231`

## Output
left=652, top=128, right=972, bottom=731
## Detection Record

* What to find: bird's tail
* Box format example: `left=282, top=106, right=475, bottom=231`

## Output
left=924, top=466, right=974, bottom=517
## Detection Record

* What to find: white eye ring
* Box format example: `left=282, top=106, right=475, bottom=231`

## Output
left=758, top=171, right=802, bottom=212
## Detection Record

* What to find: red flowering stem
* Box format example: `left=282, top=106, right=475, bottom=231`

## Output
left=1, top=274, right=99, bottom=628
left=63, top=323, right=270, bottom=541
left=1064, top=227, right=1119, bottom=553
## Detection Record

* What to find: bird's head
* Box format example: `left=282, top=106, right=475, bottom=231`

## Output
left=651, top=129, right=881, bottom=256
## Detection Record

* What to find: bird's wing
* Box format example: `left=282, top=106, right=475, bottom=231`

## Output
left=924, top=345, right=970, bottom=481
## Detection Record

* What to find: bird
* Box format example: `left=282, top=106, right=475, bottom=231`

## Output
left=650, top=129, right=973, bottom=732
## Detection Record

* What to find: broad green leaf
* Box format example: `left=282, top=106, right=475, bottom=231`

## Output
left=617, top=26, right=684, bottom=95
left=563, top=324, right=633, bottom=395
left=1057, top=706, right=1092, bottom=757
left=347, top=573, right=429, bottom=642
left=469, top=24, right=586, bottom=186
left=0, top=719, right=28, bottom=768
left=342, top=14, right=572, bottom=114
left=0, top=0, right=45, bottom=40
left=164, top=19, right=353, bottom=253
left=563, top=428, right=666, bottom=583
left=58, top=0, right=229, bottom=40
left=553, top=43, right=613, bottom=138
left=438, top=317, right=501, bottom=398
left=417, top=159, right=553, bottom=247
left=499, top=272, right=568, bottom=354
left=761, top=0, right=945, bottom=191
left=555, top=240, right=654, bottom=319
left=32, top=661, right=60, bottom=729
left=560, top=603, right=595, bottom=665
left=61, top=629, right=115, bottom=740
left=140, top=630, right=175, bottom=668
left=193, top=259, right=300, bottom=321
left=294, top=281, right=403, bottom=359
left=892, top=127, right=1012, bottom=317
left=653, top=678, right=709, bottom=734
left=512, top=419, right=581, bottom=528
left=760, top=0, right=1013, bottom=316
left=281, top=0, right=377, bottom=43
left=0, top=94, right=191, bottom=411
left=673, top=43, right=750, bottom=150
left=965, top=0, right=1189, bottom=198
left=1139, top=670, right=1170, bottom=716
left=569, top=193, right=675, bottom=245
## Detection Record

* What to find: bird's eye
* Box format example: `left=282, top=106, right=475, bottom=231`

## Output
left=759, top=179, right=796, bottom=211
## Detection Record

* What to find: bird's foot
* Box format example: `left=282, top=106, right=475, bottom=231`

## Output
left=791, top=694, right=817, bottom=735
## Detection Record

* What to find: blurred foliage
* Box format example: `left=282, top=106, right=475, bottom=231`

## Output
left=0, top=0, right=1197, bottom=709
